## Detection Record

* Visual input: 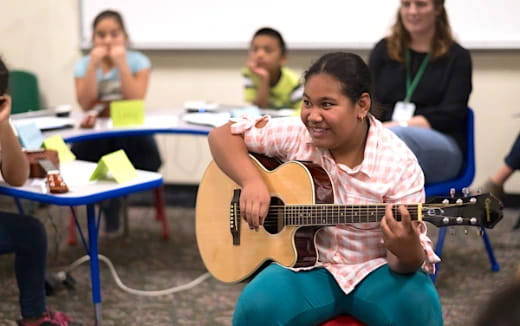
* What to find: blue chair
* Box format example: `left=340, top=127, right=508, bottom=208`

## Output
left=425, top=108, right=499, bottom=283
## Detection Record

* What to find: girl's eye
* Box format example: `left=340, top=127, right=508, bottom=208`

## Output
left=96, top=31, right=106, bottom=38
left=303, top=99, right=311, bottom=107
left=322, top=102, right=332, bottom=108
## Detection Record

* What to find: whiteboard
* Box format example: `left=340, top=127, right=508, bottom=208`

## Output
left=79, top=0, right=520, bottom=50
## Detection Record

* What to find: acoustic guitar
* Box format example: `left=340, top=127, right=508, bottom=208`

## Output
left=195, top=154, right=503, bottom=283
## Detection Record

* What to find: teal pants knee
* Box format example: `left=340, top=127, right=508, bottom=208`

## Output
left=233, top=263, right=443, bottom=326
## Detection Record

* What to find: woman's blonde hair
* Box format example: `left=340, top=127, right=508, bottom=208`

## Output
left=386, top=0, right=454, bottom=62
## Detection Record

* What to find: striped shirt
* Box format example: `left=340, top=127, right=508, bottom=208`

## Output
left=230, top=114, right=440, bottom=294
left=242, top=67, right=303, bottom=110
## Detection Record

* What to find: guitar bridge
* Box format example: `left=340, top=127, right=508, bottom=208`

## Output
left=230, top=189, right=241, bottom=245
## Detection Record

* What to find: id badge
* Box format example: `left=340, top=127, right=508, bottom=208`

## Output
left=392, top=101, right=416, bottom=122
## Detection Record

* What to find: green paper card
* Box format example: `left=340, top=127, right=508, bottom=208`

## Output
left=110, top=100, right=145, bottom=127
left=89, top=149, right=137, bottom=184
left=43, top=135, right=76, bottom=163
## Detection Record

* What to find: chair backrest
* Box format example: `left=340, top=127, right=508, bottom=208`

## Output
left=9, top=70, right=41, bottom=114
left=425, top=108, right=475, bottom=197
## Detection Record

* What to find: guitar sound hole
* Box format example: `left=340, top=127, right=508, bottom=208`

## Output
left=264, top=197, right=284, bottom=234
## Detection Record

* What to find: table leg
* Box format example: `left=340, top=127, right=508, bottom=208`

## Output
left=86, top=203, right=103, bottom=325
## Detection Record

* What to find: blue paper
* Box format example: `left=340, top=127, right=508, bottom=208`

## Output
left=16, top=123, right=44, bottom=150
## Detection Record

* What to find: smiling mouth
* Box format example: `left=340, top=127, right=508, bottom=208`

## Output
left=308, top=126, right=329, bottom=137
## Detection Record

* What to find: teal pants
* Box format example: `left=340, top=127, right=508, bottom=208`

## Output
left=233, top=263, right=442, bottom=326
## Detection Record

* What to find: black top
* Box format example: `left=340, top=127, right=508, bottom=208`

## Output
left=368, top=38, right=472, bottom=154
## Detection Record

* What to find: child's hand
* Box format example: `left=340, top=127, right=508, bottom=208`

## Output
left=239, top=177, right=271, bottom=231
left=0, top=95, right=12, bottom=126
left=90, top=46, right=109, bottom=66
left=80, top=114, right=97, bottom=129
left=109, top=45, right=127, bottom=67
left=247, top=59, right=269, bottom=80
left=380, top=204, right=423, bottom=261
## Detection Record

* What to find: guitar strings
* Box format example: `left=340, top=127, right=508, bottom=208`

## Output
left=235, top=206, right=423, bottom=227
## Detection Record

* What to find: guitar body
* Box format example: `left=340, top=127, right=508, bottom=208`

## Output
left=195, top=154, right=334, bottom=283
left=196, top=154, right=504, bottom=283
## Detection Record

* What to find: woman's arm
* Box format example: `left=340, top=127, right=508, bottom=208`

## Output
left=208, top=121, right=271, bottom=229
left=0, top=95, right=29, bottom=186
left=415, top=46, right=472, bottom=133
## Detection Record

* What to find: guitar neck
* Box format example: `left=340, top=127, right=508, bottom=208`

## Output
left=277, top=204, right=422, bottom=226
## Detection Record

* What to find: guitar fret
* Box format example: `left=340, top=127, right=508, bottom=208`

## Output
left=283, top=204, right=424, bottom=226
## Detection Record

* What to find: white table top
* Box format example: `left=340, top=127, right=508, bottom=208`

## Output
left=0, top=160, right=163, bottom=206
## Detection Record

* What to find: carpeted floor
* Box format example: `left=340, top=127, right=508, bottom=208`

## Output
left=0, top=189, right=519, bottom=326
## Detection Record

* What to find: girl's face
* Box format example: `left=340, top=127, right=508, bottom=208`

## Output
left=301, top=73, right=368, bottom=152
left=400, top=0, right=438, bottom=36
left=92, top=17, right=127, bottom=48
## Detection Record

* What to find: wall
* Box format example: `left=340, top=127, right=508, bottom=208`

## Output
left=2, top=1, right=519, bottom=192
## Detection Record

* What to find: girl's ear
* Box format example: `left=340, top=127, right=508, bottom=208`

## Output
left=356, top=92, right=371, bottom=119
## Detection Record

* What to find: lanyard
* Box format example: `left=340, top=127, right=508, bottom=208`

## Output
left=405, top=50, right=430, bottom=102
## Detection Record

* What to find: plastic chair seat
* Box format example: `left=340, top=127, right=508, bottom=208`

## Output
left=320, top=315, right=366, bottom=326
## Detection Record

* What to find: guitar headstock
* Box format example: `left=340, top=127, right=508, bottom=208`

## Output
left=46, top=171, right=69, bottom=194
left=423, top=193, right=503, bottom=228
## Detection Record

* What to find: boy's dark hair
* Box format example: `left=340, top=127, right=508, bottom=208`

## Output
left=253, top=27, right=287, bottom=55
left=92, top=9, right=128, bottom=37
left=0, top=57, right=8, bottom=96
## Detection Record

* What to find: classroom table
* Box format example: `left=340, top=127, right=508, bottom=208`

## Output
left=0, top=160, right=163, bottom=326
left=42, top=109, right=214, bottom=142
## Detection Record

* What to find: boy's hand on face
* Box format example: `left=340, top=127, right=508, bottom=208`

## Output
left=109, top=45, right=127, bottom=67
left=247, top=59, right=270, bottom=81
left=0, top=95, right=12, bottom=127
left=90, top=46, right=109, bottom=66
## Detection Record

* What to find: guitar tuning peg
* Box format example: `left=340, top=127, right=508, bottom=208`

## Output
left=450, top=188, right=456, bottom=198
left=462, top=187, right=469, bottom=197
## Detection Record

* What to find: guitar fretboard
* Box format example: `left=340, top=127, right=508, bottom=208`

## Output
left=278, top=204, right=422, bottom=226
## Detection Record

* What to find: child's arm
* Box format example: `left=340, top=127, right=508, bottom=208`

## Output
left=0, top=95, right=29, bottom=186
left=247, top=60, right=270, bottom=108
left=111, top=46, right=150, bottom=100
left=75, top=46, right=108, bottom=110
left=208, top=121, right=271, bottom=229
left=381, top=204, right=425, bottom=274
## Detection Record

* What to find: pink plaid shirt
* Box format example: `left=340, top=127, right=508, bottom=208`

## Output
left=230, top=114, right=440, bottom=294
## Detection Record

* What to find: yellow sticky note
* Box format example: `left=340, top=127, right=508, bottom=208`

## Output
left=89, top=150, right=137, bottom=184
left=110, top=100, right=145, bottom=127
left=43, top=135, right=76, bottom=163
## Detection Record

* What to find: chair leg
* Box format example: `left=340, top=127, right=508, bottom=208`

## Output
left=153, top=186, right=170, bottom=240
left=480, top=227, right=500, bottom=272
left=431, top=227, right=448, bottom=283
